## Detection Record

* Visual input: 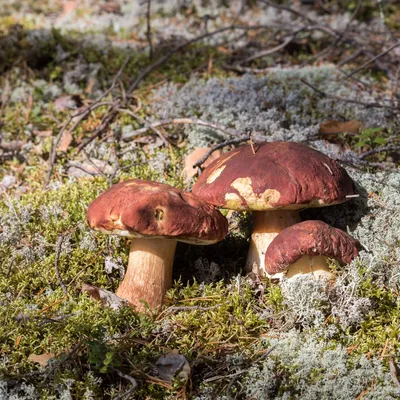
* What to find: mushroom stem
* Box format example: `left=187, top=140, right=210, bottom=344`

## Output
left=116, top=238, right=177, bottom=311
left=285, top=255, right=333, bottom=279
left=246, top=210, right=301, bottom=275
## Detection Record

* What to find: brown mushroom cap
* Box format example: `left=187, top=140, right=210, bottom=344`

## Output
left=192, top=142, right=356, bottom=211
left=87, top=179, right=228, bottom=244
left=264, top=220, right=360, bottom=275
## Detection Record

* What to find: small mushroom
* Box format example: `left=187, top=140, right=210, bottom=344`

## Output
left=264, top=220, right=360, bottom=279
left=86, top=179, right=228, bottom=310
left=192, top=142, right=357, bottom=276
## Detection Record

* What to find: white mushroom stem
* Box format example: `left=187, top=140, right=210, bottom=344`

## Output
left=246, top=210, right=301, bottom=275
left=116, top=238, right=177, bottom=311
left=285, top=255, right=333, bottom=280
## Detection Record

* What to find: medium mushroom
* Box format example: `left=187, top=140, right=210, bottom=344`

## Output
left=86, top=179, right=228, bottom=310
left=264, top=220, right=360, bottom=279
left=192, top=142, right=357, bottom=276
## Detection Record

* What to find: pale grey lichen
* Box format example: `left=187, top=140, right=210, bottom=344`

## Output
left=280, top=275, right=329, bottom=327
left=0, top=381, right=38, bottom=400
left=151, top=66, right=395, bottom=148
left=104, top=256, right=125, bottom=278
left=244, top=331, right=400, bottom=400
left=194, top=257, right=221, bottom=283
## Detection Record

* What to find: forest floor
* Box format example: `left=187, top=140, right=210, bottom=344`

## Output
left=1, top=1, right=400, bottom=399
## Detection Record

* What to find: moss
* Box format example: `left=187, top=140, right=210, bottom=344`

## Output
left=0, top=175, right=266, bottom=398
left=1, top=3, right=400, bottom=398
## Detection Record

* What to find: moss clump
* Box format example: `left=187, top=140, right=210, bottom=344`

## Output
left=0, top=175, right=269, bottom=398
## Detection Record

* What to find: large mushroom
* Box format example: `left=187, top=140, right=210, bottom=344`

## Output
left=264, top=220, right=360, bottom=279
left=192, top=142, right=357, bottom=276
left=86, top=179, right=228, bottom=310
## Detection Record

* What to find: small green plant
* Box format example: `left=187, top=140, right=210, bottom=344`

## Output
left=355, top=127, right=388, bottom=149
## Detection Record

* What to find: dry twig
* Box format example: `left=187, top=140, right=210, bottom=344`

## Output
left=300, top=79, right=399, bottom=111
left=359, top=145, right=400, bottom=160
left=114, top=369, right=138, bottom=400
left=193, top=136, right=250, bottom=169
left=121, top=117, right=246, bottom=141
left=144, top=0, right=153, bottom=60
left=118, top=108, right=169, bottom=145
left=389, top=358, right=400, bottom=389
left=345, top=42, right=400, bottom=80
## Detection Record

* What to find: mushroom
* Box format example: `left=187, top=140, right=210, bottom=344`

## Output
left=86, top=179, right=228, bottom=310
left=192, top=142, right=357, bottom=276
left=264, top=220, right=360, bottom=279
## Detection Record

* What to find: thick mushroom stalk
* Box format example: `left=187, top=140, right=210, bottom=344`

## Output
left=116, top=238, right=177, bottom=310
left=246, top=210, right=301, bottom=275
left=264, top=220, right=360, bottom=280
left=86, top=179, right=228, bottom=311
left=192, top=142, right=357, bottom=277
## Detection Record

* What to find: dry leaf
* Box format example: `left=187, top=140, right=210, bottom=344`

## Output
left=82, top=283, right=127, bottom=310
left=99, top=2, right=122, bottom=14
left=0, top=140, right=24, bottom=151
left=62, top=1, right=78, bottom=15
left=57, top=131, right=73, bottom=152
left=155, top=350, right=191, bottom=383
left=85, top=78, right=96, bottom=94
left=319, top=120, right=364, bottom=135
left=67, top=159, right=113, bottom=178
left=28, top=353, right=55, bottom=366
left=34, top=130, right=53, bottom=137
left=54, top=95, right=82, bottom=111
left=183, top=148, right=221, bottom=182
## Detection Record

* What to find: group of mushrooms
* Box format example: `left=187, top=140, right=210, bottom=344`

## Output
left=86, top=141, right=361, bottom=310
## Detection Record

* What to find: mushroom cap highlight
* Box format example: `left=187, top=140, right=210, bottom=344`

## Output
left=87, top=179, right=228, bottom=244
left=192, top=142, right=356, bottom=211
left=264, top=220, right=360, bottom=275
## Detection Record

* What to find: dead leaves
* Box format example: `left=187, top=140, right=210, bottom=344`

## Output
left=28, top=352, right=55, bottom=367
left=183, top=147, right=221, bottom=182
left=54, top=95, right=83, bottom=112
left=67, top=159, right=113, bottom=178
left=57, top=131, right=73, bottom=153
left=319, top=120, right=364, bottom=135
left=82, top=283, right=127, bottom=310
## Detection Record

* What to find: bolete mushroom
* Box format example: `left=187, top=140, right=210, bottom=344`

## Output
left=192, top=142, right=357, bottom=276
left=264, top=220, right=360, bottom=279
left=86, top=179, right=228, bottom=310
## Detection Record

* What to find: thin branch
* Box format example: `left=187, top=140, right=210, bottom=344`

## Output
left=118, top=108, right=169, bottom=146
left=204, top=369, right=247, bottom=383
left=97, top=55, right=131, bottom=102
left=222, top=64, right=282, bottom=74
left=121, top=117, right=246, bottom=141
left=389, top=358, right=400, bottom=389
left=345, top=41, right=400, bottom=79
left=338, top=48, right=363, bottom=67
left=38, top=312, right=80, bottom=327
left=128, top=25, right=238, bottom=93
left=113, top=369, right=138, bottom=400
left=359, top=145, right=400, bottom=160
left=44, top=56, right=130, bottom=186
left=164, top=305, right=221, bottom=314
left=259, top=0, right=314, bottom=24
left=300, top=79, right=399, bottom=111
left=65, top=161, right=98, bottom=176
left=145, top=0, right=153, bottom=60
left=244, top=34, right=295, bottom=63
left=76, top=109, right=118, bottom=153
left=193, top=136, right=250, bottom=169
left=55, top=235, right=69, bottom=297
left=6, top=256, right=15, bottom=278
